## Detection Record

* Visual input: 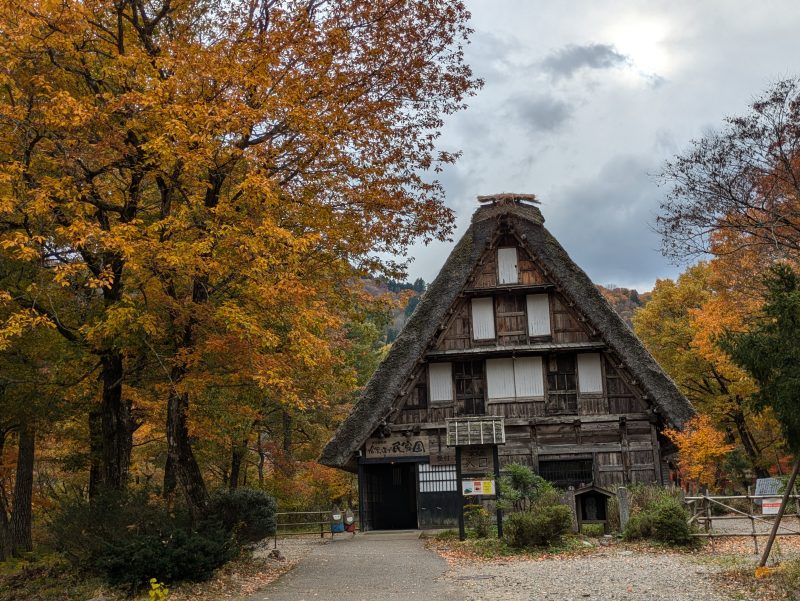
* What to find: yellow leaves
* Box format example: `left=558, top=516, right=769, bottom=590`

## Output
left=665, top=415, right=735, bottom=487
left=0, top=309, right=54, bottom=351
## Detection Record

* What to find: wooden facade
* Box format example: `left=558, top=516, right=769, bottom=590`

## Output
left=321, top=196, right=694, bottom=531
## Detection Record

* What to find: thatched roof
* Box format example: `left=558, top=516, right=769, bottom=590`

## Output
left=320, top=199, right=695, bottom=471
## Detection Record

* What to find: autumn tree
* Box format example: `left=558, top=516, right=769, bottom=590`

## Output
left=665, top=415, right=735, bottom=489
left=657, top=78, right=800, bottom=262
left=633, top=263, right=778, bottom=478
left=0, top=0, right=480, bottom=515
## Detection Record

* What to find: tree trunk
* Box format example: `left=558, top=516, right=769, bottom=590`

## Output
left=162, top=453, right=177, bottom=499
left=99, top=351, right=132, bottom=491
left=257, top=431, right=265, bottom=486
left=0, top=429, right=11, bottom=561
left=10, top=426, right=34, bottom=554
left=88, top=409, right=103, bottom=499
left=282, top=411, right=292, bottom=457
left=167, top=387, right=208, bottom=518
left=732, top=404, right=769, bottom=478
left=229, top=438, right=247, bottom=491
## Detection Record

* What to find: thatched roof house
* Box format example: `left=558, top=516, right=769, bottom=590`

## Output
left=321, top=195, right=693, bottom=531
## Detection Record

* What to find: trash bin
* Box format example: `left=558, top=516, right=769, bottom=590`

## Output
left=331, top=505, right=345, bottom=534
left=344, top=508, right=355, bottom=533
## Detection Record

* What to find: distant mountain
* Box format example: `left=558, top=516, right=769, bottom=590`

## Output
left=596, top=285, right=651, bottom=329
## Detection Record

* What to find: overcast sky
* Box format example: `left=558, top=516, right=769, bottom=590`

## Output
left=403, top=0, right=800, bottom=291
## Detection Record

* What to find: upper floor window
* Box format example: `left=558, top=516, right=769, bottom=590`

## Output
left=577, top=353, right=603, bottom=393
left=471, top=297, right=495, bottom=340
left=546, top=354, right=577, bottom=414
left=428, top=362, right=453, bottom=404
left=497, top=247, right=518, bottom=284
left=526, top=294, right=551, bottom=336
left=486, top=356, right=544, bottom=400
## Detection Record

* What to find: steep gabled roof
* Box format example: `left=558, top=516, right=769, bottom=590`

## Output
left=320, top=199, right=695, bottom=471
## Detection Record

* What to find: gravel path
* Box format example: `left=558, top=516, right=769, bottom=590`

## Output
left=447, top=550, right=728, bottom=601
left=247, top=534, right=737, bottom=601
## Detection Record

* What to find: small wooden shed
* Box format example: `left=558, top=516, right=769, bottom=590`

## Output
left=574, top=485, right=615, bottom=533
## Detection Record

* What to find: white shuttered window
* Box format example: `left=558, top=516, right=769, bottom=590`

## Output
left=497, top=248, right=519, bottom=284
left=486, top=358, right=515, bottom=399
left=577, top=353, right=603, bottom=393
left=526, top=294, right=551, bottom=336
left=514, top=356, right=544, bottom=397
left=429, top=362, right=453, bottom=403
left=471, top=297, right=495, bottom=340
left=487, top=357, right=545, bottom=400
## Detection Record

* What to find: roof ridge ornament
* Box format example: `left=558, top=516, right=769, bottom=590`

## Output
left=477, top=193, right=539, bottom=205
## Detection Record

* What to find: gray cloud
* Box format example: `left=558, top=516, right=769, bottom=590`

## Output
left=543, top=155, right=679, bottom=289
left=541, top=43, right=629, bottom=79
left=508, top=94, right=573, bottom=133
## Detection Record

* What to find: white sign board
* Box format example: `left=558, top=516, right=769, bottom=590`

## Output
left=461, top=479, right=496, bottom=496
left=763, top=498, right=782, bottom=515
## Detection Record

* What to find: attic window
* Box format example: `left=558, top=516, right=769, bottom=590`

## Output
left=487, top=356, right=544, bottom=400
left=497, top=248, right=519, bottom=284
left=546, top=354, right=577, bottom=414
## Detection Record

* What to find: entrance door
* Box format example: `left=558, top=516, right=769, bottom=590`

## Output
left=418, top=463, right=460, bottom=528
left=363, top=463, right=418, bottom=530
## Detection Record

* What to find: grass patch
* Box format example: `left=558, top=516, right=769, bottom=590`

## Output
left=428, top=532, right=600, bottom=560
left=0, top=553, right=108, bottom=601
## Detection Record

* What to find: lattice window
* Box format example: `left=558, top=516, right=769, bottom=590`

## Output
left=538, top=458, right=593, bottom=488
left=455, top=360, right=485, bottom=416
left=418, top=463, right=458, bottom=493
left=546, top=354, right=577, bottom=414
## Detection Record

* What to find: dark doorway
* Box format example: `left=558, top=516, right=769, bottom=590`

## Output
left=362, top=463, right=418, bottom=530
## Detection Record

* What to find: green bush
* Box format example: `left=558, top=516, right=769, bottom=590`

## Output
left=49, top=488, right=240, bottom=591
left=463, top=504, right=491, bottom=539
left=203, top=488, right=277, bottom=543
left=504, top=505, right=573, bottom=548
left=623, top=495, right=692, bottom=545
left=650, top=498, right=692, bottom=544
left=498, top=463, right=557, bottom=512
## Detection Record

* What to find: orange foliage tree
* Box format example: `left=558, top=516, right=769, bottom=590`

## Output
left=665, top=415, right=735, bottom=489
left=0, top=0, right=480, bottom=518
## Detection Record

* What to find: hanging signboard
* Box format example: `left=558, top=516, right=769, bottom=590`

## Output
left=364, top=435, right=427, bottom=460
left=462, top=479, right=496, bottom=496
left=429, top=434, right=455, bottom=466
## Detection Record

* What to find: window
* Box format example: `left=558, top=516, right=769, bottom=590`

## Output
left=487, top=356, right=544, bottom=400
left=577, top=353, right=603, bottom=393
left=526, top=294, right=551, bottom=336
left=546, top=354, right=577, bottom=414
left=405, top=384, right=428, bottom=409
left=497, top=247, right=518, bottom=284
left=538, top=458, right=593, bottom=488
left=471, top=297, right=495, bottom=340
left=454, top=360, right=485, bottom=415
left=419, top=464, right=458, bottom=493
left=429, top=362, right=453, bottom=403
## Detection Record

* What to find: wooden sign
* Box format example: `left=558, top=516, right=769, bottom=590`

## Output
left=364, top=435, right=427, bottom=459
left=429, top=434, right=455, bottom=465
left=460, top=445, right=495, bottom=475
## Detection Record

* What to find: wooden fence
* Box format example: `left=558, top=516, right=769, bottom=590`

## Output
left=273, top=510, right=360, bottom=549
left=684, top=492, right=800, bottom=553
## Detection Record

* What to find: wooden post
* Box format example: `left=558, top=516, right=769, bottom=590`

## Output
left=357, top=460, right=367, bottom=533
left=493, top=445, right=503, bottom=538
left=748, top=486, right=758, bottom=555
left=565, top=486, right=578, bottom=533
left=456, top=446, right=465, bottom=541
left=617, top=486, right=630, bottom=532
left=759, top=456, right=800, bottom=568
